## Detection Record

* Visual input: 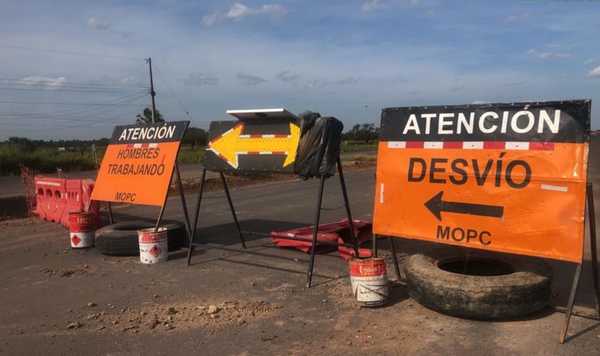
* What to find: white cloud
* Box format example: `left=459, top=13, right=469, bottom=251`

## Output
left=588, top=66, right=600, bottom=78
left=237, top=73, right=268, bottom=86
left=528, top=48, right=572, bottom=60
left=17, top=76, right=67, bottom=89
left=201, top=13, right=220, bottom=27
left=87, top=17, right=110, bottom=31
left=276, top=70, right=300, bottom=83
left=203, top=3, right=287, bottom=27
left=183, top=73, right=219, bottom=86
left=362, top=0, right=384, bottom=12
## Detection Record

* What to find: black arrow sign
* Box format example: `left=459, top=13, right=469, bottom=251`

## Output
left=425, top=191, right=504, bottom=221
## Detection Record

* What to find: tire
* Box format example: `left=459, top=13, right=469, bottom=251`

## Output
left=404, top=253, right=552, bottom=320
left=95, top=220, right=187, bottom=256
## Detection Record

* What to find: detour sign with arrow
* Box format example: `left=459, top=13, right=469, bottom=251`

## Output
left=373, top=100, right=591, bottom=262
left=203, top=108, right=301, bottom=173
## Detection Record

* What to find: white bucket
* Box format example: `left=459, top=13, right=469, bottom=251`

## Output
left=138, top=227, right=168, bottom=264
left=70, top=231, right=95, bottom=248
left=349, top=257, right=389, bottom=307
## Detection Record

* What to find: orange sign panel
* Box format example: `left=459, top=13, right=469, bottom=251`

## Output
left=91, top=121, right=189, bottom=206
left=373, top=101, right=591, bottom=263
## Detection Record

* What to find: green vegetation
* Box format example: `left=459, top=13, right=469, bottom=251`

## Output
left=0, top=144, right=100, bottom=175
left=0, top=122, right=378, bottom=176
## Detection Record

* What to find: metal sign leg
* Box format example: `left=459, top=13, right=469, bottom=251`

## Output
left=187, top=168, right=207, bottom=266
left=560, top=181, right=600, bottom=343
left=307, top=175, right=326, bottom=288
left=560, top=262, right=583, bottom=344
left=337, top=158, right=359, bottom=257
left=372, top=234, right=378, bottom=258
left=388, top=237, right=401, bottom=281
left=107, top=202, right=114, bottom=224
left=586, top=182, right=600, bottom=316
left=220, top=172, right=247, bottom=249
left=175, top=163, right=193, bottom=243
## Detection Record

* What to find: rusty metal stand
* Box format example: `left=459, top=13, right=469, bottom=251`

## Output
left=187, top=168, right=207, bottom=265
left=337, top=158, right=360, bottom=257
left=187, top=162, right=359, bottom=288
left=306, top=160, right=360, bottom=288
left=221, top=172, right=247, bottom=249
left=153, top=163, right=192, bottom=235
left=388, top=237, right=401, bottom=281
left=560, top=182, right=600, bottom=343
left=187, top=169, right=247, bottom=265
left=306, top=175, right=327, bottom=288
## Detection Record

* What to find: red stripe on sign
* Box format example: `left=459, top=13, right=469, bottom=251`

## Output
left=484, top=141, right=506, bottom=149
left=249, top=134, right=262, bottom=138
left=443, top=141, right=462, bottom=149
left=273, top=134, right=289, bottom=138
left=272, top=151, right=285, bottom=155
left=247, top=151, right=260, bottom=155
left=530, top=142, right=554, bottom=150
left=406, top=141, right=424, bottom=148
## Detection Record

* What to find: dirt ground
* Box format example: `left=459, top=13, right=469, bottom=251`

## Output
left=1, top=163, right=600, bottom=355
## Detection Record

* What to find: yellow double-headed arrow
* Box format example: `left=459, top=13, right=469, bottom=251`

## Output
left=208, top=123, right=300, bottom=169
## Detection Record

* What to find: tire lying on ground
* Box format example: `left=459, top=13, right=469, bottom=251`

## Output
left=404, top=253, right=552, bottom=320
left=95, top=220, right=187, bottom=256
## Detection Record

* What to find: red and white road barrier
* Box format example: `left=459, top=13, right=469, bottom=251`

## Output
left=68, top=212, right=95, bottom=248
left=349, top=257, right=389, bottom=307
left=138, top=227, right=168, bottom=264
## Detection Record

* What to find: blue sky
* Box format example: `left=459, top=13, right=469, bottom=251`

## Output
left=1, top=0, right=600, bottom=139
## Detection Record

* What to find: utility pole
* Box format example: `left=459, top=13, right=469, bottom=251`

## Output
left=146, top=57, right=157, bottom=123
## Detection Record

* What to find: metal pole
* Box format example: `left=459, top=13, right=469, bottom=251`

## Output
left=337, top=157, right=359, bottom=257
left=175, top=163, right=193, bottom=243
left=147, top=57, right=157, bottom=123
left=372, top=233, right=378, bottom=258
left=220, top=172, right=246, bottom=249
left=587, top=182, right=600, bottom=316
left=307, top=175, right=326, bottom=288
left=388, top=237, right=401, bottom=281
left=560, top=262, right=583, bottom=344
left=107, top=203, right=114, bottom=224
left=154, top=167, right=176, bottom=232
left=187, top=168, right=207, bottom=266
left=92, top=142, right=114, bottom=224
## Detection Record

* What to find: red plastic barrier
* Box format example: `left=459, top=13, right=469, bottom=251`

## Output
left=34, top=177, right=67, bottom=223
left=34, top=176, right=101, bottom=228
left=271, top=219, right=373, bottom=260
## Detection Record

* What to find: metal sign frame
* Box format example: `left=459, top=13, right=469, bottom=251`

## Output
left=185, top=157, right=365, bottom=288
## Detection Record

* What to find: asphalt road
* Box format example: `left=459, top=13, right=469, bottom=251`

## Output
left=1, top=167, right=600, bottom=355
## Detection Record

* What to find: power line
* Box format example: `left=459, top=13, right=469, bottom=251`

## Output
left=0, top=100, right=145, bottom=106
left=0, top=92, right=149, bottom=122
left=0, top=77, right=149, bottom=89
left=0, top=44, right=143, bottom=61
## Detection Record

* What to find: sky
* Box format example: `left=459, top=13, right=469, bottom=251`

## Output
left=1, top=0, right=600, bottom=140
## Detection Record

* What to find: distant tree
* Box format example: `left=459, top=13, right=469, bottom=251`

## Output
left=182, top=127, right=208, bottom=149
left=343, top=123, right=379, bottom=143
left=136, top=107, right=164, bottom=125
left=8, top=137, right=36, bottom=151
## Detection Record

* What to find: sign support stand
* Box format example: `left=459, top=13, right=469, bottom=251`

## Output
left=560, top=182, right=600, bottom=343
left=187, top=159, right=362, bottom=289
left=220, top=171, right=247, bottom=249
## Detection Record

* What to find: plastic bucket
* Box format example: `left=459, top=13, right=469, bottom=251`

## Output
left=138, top=227, right=168, bottom=264
left=349, top=257, right=389, bottom=307
left=68, top=211, right=95, bottom=248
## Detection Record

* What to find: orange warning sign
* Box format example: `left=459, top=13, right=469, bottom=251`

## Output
left=373, top=101, right=591, bottom=263
left=91, top=121, right=189, bottom=206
